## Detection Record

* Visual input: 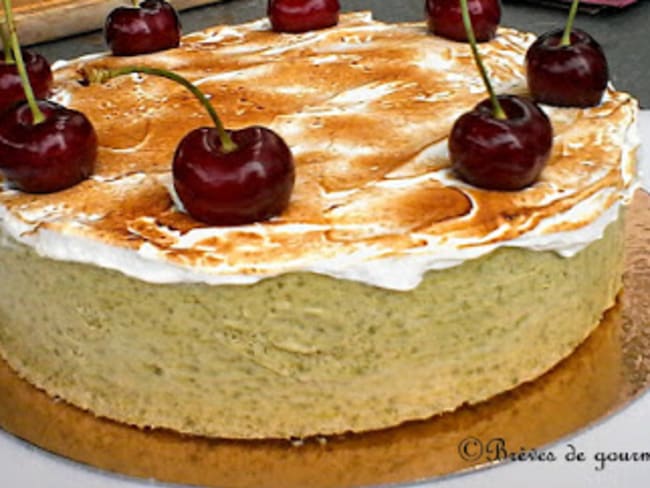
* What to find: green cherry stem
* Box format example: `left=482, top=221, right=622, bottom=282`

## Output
left=82, top=65, right=238, bottom=153
left=132, top=0, right=140, bottom=7
left=1, top=0, right=45, bottom=123
left=459, top=0, right=506, bottom=120
left=561, top=0, right=580, bottom=46
left=0, top=21, right=14, bottom=63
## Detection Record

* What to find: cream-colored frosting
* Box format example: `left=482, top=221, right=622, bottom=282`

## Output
left=0, top=13, right=641, bottom=290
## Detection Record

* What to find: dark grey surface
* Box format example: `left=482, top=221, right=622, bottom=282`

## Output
left=35, top=0, right=650, bottom=107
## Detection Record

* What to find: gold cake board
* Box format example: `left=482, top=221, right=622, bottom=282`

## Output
left=1, top=190, right=649, bottom=488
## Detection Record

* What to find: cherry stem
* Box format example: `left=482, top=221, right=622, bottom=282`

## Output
left=459, top=0, right=506, bottom=120
left=132, top=0, right=140, bottom=7
left=1, top=0, right=45, bottom=124
left=0, top=21, right=14, bottom=63
left=561, top=0, right=580, bottom=46
left=82, top=66, right=238, bottom=153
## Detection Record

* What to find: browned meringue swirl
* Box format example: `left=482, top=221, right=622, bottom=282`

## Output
left=0, top=13, right=639, bottom=287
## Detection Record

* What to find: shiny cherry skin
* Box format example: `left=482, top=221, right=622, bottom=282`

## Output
left=526, top=28, right=608, bottom=107
left=449, top=95, right=553, bottom=191
left=426, top=0, right=501, bottom=42
left=173, top=126, right=295, bottom=226
left=0, top=100, right=97, bottom=193
left=268, top=0, right=340, bottom=33
left=105, top=0, right=181, bottom=56
left=0, top=50, right=52, bottom=113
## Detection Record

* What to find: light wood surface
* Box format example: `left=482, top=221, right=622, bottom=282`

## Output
left=6, top=0, right=224, bottom=46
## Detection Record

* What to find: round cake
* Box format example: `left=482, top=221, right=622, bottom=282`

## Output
left=0, top=12, right=640, bottom=439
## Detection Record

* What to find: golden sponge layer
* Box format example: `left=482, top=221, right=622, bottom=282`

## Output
left=0, top=214, right=624, bottom=439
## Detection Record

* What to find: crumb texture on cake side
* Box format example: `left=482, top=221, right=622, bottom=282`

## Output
left=0, top=214, right=626, bottom=438
left=0, top=13, right=640, bottom=439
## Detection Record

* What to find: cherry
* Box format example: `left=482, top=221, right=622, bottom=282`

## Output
left=526, top=28, right=608, bottom=107
left=0, top=0, right=96, bottom=193
left=425, top=0, right=501, bottom=43
left=448, top=0, right=553, bottom=191
left=105, top=0, right=181, bottom=56
left=268, top=0, right=340, bottom=33
left=449, top=95, right=552, bottom=191
left=0, top=100, right=97, bottom=193
left=525, top=0, right=608, bottom=108
left=81, top=65, right=295, bottom=226
left=173, top=126, right=294, bottom=225
left=0, top=50, right=52, bottom=113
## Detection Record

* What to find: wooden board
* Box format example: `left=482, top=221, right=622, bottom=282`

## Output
left=8, top=0, right=225, bottom=46
left=0, top=190, right=649, bottom=488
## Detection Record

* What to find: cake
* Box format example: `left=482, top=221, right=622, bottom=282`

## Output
left=0, top=13, right=640, bottom=439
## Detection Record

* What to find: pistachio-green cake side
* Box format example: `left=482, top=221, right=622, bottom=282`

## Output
left=0, top=214, right=624, bottom=439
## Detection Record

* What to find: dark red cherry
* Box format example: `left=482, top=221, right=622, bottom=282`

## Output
left=173, top=126, right=295, bottom=226
left=105, top=0, right=181, bottom=56
left=525, top=28, right=608, bottom=108
left=0, top=50, right=52, bottom=113
left=268, top=0, right=340, bottom=33
left=449, top=95, right=553, bottom=191
left=426, top=0, right=501, bottom=42
left=0, top=100, right=97, bottom=193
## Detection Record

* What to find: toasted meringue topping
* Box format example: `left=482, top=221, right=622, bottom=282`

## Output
left=0, top=13, right=640, bottom=290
